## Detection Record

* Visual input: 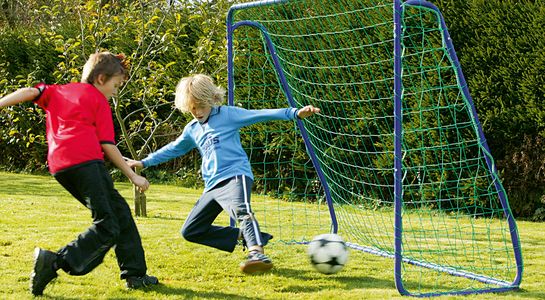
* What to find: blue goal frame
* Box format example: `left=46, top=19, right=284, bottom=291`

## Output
left=226, top=0, right=523, bottom=297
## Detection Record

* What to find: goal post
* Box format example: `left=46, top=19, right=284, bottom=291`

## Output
left=226, top=0, right=523, bottom=296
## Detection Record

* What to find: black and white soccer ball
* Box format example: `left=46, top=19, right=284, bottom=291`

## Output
left=307, top=233, right=349, bottom=274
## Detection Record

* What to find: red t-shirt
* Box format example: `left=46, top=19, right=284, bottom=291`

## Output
left=33, top=82, right=115, bottom=174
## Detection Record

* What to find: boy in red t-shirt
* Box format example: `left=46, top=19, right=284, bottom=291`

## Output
left=0, top=52, right=158, bottom=295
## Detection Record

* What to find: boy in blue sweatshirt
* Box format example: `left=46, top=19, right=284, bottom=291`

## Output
left=127, top=74, right=319, bottom=273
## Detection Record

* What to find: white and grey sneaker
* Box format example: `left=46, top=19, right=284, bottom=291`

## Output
left=240, top=251, right=273, bottom=274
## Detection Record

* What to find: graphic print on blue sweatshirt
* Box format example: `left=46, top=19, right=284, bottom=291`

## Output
left=202, top=135, right=220, bottom=157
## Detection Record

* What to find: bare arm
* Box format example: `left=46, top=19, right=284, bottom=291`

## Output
left=101, top=144, right=149, bottom=192
left=0, top=87, right=39, bottom=109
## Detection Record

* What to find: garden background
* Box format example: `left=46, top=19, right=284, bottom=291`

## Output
left=0, top=0, right=544, bottom=216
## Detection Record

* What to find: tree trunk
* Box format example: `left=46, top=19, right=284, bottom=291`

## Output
left=132, top=168, right=147, bottom=216
left=133, top=185, right=147, bottom=217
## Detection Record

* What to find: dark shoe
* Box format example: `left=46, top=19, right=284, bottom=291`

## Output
left=240, top=251, right=273, bottom=274
left=126, top=274, right=159, bottom=289
left=30, top=248, right=58, bottom=296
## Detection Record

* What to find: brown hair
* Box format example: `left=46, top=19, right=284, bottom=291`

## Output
left=81, top=52, right=129, bottom=84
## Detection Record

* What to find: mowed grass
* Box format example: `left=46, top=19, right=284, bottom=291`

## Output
left=0, top=171, right=544, bottom=299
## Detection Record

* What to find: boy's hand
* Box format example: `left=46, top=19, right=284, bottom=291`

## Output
left=125, top=158, right=144, bottom=169
left=131, top=175, right=150, bottom=192
left=297, top=105, right=320, bottom=119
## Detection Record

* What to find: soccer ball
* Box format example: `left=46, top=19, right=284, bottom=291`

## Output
left=307, top=233, right=349, bottom=274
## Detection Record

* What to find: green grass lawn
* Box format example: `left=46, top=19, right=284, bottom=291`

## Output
left=1, top=171, right=544, bottom=299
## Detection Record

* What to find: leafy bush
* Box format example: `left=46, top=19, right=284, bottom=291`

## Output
left=1, top=0, right=545, bottom=218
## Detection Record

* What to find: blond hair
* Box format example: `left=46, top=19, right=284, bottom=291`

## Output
left=81, top=52, right=128, bottom=84
left=175, top=74, right=225, bottom=113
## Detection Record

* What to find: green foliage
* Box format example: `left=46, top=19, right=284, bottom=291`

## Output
left=233, top=0, right=545, bottom=218
left=1, top=0, right=545, bottom=218
left=0, top=22, right=64, bottom=171
left=0, top=71, right=48, bottom=171
left=433, top=0, right=545, bottom=218
left=497, top=135, right=545, bottom=218
left=0, top=0, right=233, bottom=175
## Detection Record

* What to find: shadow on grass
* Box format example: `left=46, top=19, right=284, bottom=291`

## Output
left=513, top=288, right=545, bottom=299
left=1, top=176, right=65, bottom=197
left=38, top=284, right=259, bottom=300
left=148, top=214, right=184, bottom=221
left=270, top=267, right=529, bottom=298
left=150, top=284, right=259, bottom=299
left=40, top=295, right=85, bottom=300
left=271, top=266, right=395, bottom=291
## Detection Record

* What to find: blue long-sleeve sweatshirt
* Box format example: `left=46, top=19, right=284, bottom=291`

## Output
left=142, top=105, right=298, bottom=191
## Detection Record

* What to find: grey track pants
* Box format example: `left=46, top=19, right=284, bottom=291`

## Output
left=180, top=175, right=271, bottom=252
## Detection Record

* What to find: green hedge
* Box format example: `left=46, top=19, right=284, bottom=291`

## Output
left=435, top=0, right=545, bottom=219
left=1, top=0, right=544, bottom=219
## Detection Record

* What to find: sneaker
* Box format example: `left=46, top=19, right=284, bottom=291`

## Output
left=126, top=274, right=159, bottom=289
left=30, top=248, right=58, bottom=296
left=240, top=251, right=273, bottom=274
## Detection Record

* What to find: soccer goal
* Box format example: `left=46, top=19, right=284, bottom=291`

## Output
left=226, top=0, right=523, bottom=296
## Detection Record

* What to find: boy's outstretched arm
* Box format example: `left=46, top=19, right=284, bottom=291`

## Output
left=125, top=158, right=144, bottom=169
left=102, top=144, right=150, bottom=192
left=297, top=105, right=320, bottom=119
left=0, top=87, right=40, bottom=108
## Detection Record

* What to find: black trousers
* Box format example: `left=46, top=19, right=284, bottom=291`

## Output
left=53, top=161, right=147, bottom=279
